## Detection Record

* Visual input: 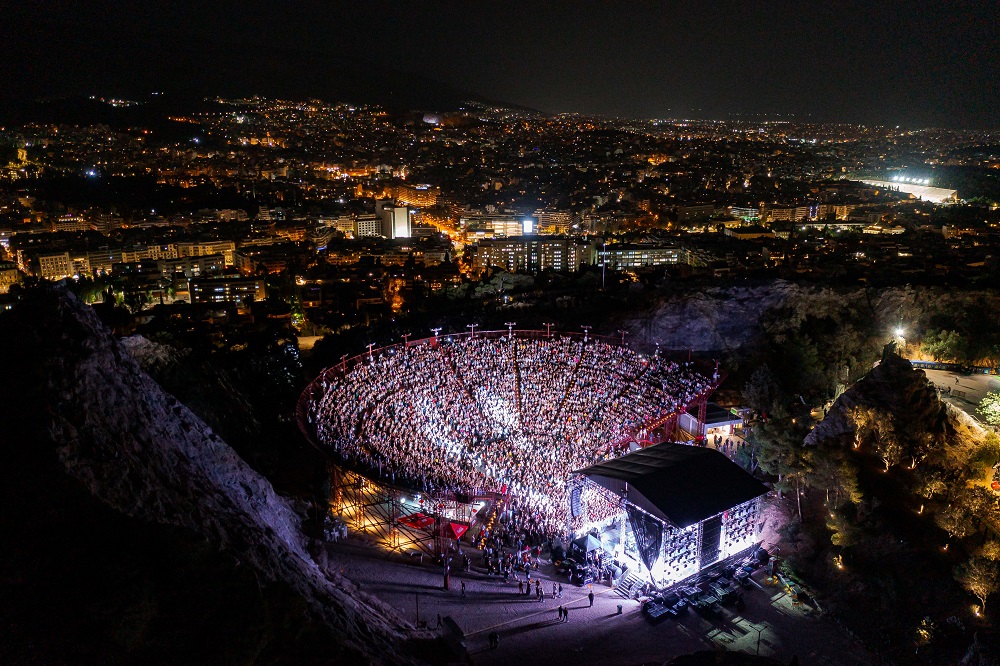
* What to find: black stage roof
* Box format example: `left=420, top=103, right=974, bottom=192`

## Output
left=574, top=442, right=768, bottom=529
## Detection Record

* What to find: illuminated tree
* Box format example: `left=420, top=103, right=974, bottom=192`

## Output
left=847, top=405, right=902, bottom=470
left=955, top=556, right=1000, bottom=614
left=935, top=504, right=971, bottom=541
left=976, top=392, right=1000, bottom=428
left=978, top=541, right=1000, bottom=562
left=920, top=329, right=967, bottom=364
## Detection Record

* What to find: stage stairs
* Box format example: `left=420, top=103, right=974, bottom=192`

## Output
left=615, top=570, right=645, bottom=599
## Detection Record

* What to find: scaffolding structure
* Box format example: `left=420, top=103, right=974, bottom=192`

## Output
left=327, top=464, right=501, bottom=557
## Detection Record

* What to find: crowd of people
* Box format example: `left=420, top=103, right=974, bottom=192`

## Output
left=307, top=334, right=713, bottom=536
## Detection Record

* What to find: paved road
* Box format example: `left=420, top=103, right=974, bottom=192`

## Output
left=325, top=539, right=872, bottom=665
left=921, top=368, right=1000, bottom=423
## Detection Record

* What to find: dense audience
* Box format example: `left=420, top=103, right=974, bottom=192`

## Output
left=308, top=335, right=712, bottom=536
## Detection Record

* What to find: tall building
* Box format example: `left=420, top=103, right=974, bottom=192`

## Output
left=51, top=214, right=89, bottom=232
left=377, top=200, right=410, bottom=239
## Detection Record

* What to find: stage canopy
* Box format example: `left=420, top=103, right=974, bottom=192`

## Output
left=574, top=442, right=768, bottom=529
left=572, top=533, right=602, bottom=553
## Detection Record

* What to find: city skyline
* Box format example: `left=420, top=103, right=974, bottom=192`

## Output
left=3, top=1, right=999, bottom=129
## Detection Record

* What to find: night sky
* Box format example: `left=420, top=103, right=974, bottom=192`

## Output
left=4, top=0, right=999, bottom=128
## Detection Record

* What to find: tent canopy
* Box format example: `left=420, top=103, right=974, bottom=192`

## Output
left=574, top=442, right=767, bottom=529
left=399, top=512, right=435, bottom=530
left=442, top=522, right=468, bottom=540
left=573, top=533, right=602, bottom=552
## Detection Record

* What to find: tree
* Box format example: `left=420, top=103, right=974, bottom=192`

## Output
left=936, top=504, right=971, bottom=541
left=847, top=405, right=902, bottom=471
left=742, top=365, right=778, bottom=416
left=977, top=392, right=1000, bottom=427
left=753, top=406, right=812, bottom=522
left=920, top=329, right=967, bottom=364
left=955, top=556, right=1000, bottom=614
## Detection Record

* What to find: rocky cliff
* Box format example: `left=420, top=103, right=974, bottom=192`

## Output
left=804, top=347, right=950, bottom=447
left=0, top=287, right=426, bottom=664
left=624, top=280, right=932, bottom=353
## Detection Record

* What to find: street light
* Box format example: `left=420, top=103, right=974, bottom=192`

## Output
left=581, top=325, right=592, bottom=343
left=617, top=329, right=629, bottom=346
left=366, top=342, right=375, bottom=359
left=505, top=321, right=517, bottom=338
left=402, top=333, right=411, bottom=346
left=543, top=322, right=556, bottom=338
left=431, top=327, right=442, bottom=338
left=466, top=323, right=478, bottom=338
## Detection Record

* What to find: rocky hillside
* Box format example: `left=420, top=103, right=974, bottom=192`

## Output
left=0, top=287, right=429, bottom=664
left=805, top=345, right=950, bottom=447
left=623, top=281, right=947, bottom=353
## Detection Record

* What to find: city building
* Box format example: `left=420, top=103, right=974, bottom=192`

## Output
left=176, top=240, right=236, bottom=265
left=596, top=244, right=685, bottom=270
left=470, top=237, right=595, bottom=273
left=461, top=213, right=525, bottom=239
left=394, top=184, right=440, bottom=207
left=534, top=209, right=573, bottom=234
left=36, top=252, right=90, bottom=280
left=354, top=214, right=382, bottom=238
left=377, top=200, right=411, bottom=239
left=0, top=261, right=21, bottom=293
left=190, top=276, right=267, bottom=304
left=760, top=204, right=814, bottom=223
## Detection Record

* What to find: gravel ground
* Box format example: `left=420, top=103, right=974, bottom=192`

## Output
left=324, top=536, right=873, bottom=665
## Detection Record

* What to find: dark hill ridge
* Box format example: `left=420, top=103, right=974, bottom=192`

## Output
left=0, top=287, right=425, bottom=664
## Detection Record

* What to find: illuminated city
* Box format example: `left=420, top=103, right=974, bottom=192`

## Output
left=1, top=3, right=1000, bottom=666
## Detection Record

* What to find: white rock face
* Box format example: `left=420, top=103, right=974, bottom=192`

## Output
left=34, top=290, right=421, bottom=665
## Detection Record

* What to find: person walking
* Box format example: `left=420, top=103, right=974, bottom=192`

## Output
left=588, top=590, right=594, bottom=607
left=552, top=582, right=557, bottom=597
left=558, top=605, right=565, bottom=621
left=564, top=606, right=569, bottom=622
left=518, top=579, right=524, bottom=595
left=558, top=582, right=563, bottom=598
left=461, top=581, right=466, bottom=597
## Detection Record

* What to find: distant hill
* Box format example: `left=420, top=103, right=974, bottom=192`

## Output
left=0, top=31, right=501, bottom=115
